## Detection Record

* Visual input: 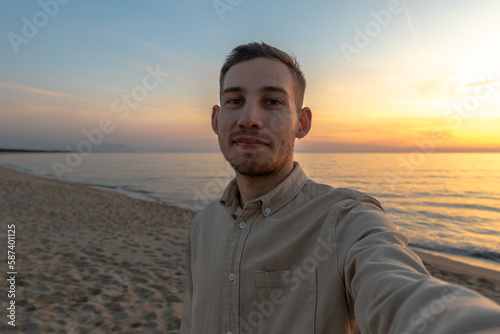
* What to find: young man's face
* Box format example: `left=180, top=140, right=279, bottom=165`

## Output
left=212, top=57, right=311, bottom=177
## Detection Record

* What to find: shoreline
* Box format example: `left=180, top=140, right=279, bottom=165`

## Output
left=2, top=164, right=498, bottom=273
left=0, top=166, right=499, bottom=331
left=410, top=247, right=500, bottom=280
left=0, top=162, right=192, bottom=210
left=411, top=247, right=500, bottom=304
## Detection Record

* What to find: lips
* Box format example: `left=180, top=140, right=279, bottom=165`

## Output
left=233, top=136, right=267, bottom=145
left=233, top=136, right=268, bottom=150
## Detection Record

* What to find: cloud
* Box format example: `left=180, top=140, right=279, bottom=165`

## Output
left=0, top=82, right=99, bottom=103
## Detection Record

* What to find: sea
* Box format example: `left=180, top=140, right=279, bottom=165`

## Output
left=1, top=152, right=500, bottom=269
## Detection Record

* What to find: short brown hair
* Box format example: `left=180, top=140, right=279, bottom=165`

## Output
left=219, top=42, right=306, bottom=110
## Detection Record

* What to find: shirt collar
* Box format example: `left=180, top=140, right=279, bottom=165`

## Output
left=219, top=162, right=308, bottom=217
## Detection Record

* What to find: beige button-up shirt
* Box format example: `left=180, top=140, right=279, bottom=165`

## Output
left=180, top=163, right=500, bottom=334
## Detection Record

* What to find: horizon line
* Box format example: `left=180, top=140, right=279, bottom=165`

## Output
left=2, top=148, right=500, bottom=154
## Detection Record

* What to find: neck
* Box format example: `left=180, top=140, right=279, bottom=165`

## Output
left=236, top=160, right=295, bottom=207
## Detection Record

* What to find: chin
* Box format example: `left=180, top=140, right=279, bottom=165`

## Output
left=231, top=155, right=288, bottom=177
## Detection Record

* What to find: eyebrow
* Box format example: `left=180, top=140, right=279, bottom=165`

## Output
left=222, top=86, right=289, bottom=96
left=222, top=86, right=245, bottom=95
left=260, top=86, right=289, bottom=96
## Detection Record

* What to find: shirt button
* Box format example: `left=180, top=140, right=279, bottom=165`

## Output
left=265, top=207, right=271, bottom=214
left=239, top=221, right=247, bottom=229
left=228, top=273, right=236, bottom=281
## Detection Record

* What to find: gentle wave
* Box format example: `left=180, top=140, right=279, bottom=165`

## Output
left=419, top=201, right=500, bottom=214
left=410, top=191, right=500, bottom=201
left=409, top=243, right=500, bottom=263
left=88, top=184, right=160, bottom=203
left=0, top=163, right=48, bottom=177
left=0, top=162, right=162, bottom=204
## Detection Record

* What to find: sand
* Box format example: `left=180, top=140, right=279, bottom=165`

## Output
left=0, top=166, right=499, bottom=333
left=411, top=248, right=500, bottom=305
left=0, top=166, right=196, bottom=333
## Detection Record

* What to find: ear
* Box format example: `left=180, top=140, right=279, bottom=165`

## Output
left=211, top=105, right=220, bottom=135
left=296, top=107, right=312, bottom=139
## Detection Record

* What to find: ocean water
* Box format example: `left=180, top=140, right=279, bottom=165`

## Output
left=1, top=152, right=499, bottom=266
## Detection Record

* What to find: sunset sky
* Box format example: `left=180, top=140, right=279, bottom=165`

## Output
left=1, top=0, right=499, bottom=152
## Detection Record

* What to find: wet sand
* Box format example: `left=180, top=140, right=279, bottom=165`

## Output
left=411, top=248, right=500, bottom=305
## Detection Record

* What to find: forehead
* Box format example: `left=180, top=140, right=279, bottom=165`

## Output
left=223, top=57, right=294, bottom=94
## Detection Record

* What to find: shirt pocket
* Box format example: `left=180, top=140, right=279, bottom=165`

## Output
left=254, top=268, right=317, bottom=334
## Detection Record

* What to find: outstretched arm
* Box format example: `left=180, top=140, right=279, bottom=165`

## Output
left=335, top=196, right=500, bottom=334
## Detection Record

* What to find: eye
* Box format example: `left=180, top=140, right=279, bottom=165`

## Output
left=265, top=99, right=282, bottom=106
left=227, top=98, right=244, bottom=105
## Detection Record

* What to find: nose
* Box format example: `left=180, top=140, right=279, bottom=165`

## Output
left=237, top=101, right=263, bottom=129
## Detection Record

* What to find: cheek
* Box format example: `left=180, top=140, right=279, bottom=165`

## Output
left=283, top=122, right=299, bottom=139
left=217, top=118, right=232, bottom=135
left=218, top=113, right=237, bottom=130
left=276, top=130, right=296, bottom=148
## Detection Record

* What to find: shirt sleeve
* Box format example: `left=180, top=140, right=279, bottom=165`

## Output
left=179, top=224, right=193, bottom=334
left=334, top=195, right=500, bottom=334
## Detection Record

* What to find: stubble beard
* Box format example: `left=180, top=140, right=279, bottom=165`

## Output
left=219, top=135, right=295, bottom=177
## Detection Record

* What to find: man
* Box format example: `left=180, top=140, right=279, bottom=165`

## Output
left=180, top=42, right=500, bottom=333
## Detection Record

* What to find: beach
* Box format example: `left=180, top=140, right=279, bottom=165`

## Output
left=0, top=166, right=196, bottom=333
left=1, top=166, right=499, bottom=333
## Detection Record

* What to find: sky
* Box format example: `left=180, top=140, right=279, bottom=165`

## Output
left=1, top=0, right=499, bottom=153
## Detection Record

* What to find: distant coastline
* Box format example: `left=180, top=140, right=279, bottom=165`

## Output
left=0, top=148, right=69, bottom=154
left=1, top=147, right=499, bottom=154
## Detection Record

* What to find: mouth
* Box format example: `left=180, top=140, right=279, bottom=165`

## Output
left=233, top=136, right=269, bottom=150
